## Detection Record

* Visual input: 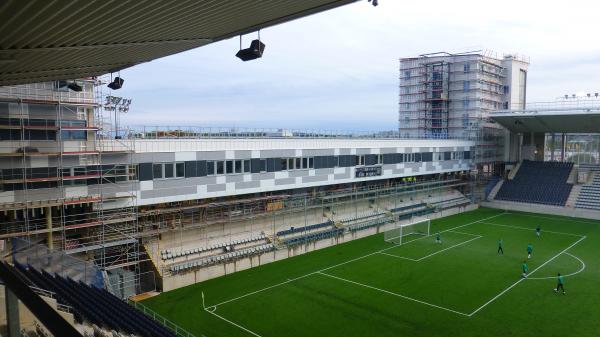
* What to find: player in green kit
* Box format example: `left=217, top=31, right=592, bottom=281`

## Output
left=527, top=243, right=533, bottom=259
left=435, top=232, right=441, bottom=244
left=521, top=261, right=528, bottom=278
left=536, top=226, right=541, bottom=237
left=497, top=239, right=504, bottom=254
left=554, top=273, right=565, bottom=294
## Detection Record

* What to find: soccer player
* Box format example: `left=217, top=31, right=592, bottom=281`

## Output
left=536, top=226, right=541, bottom=237
left=522, top=261, right=528, bottom=278
left=554, top=273, right=565, bottom=294
left=497, top=239, right=504, bottom=254
left=436, top=232, right=441, bottom=244
left=527, top=243, right=533, bottom=259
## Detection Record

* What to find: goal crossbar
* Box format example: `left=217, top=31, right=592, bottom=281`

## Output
left=384, top=219, right=430, bottom=245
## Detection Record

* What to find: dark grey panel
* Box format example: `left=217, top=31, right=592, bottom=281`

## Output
left=266, top=158, right=282, bottom=172
left=207, top=184, right=227, bottom=192
left=288, top=170, right=309, bottom=178
left=250, top=158, right=262, bottom=173
left=260, top=149, right=295, bottom=158
left=225, top=175, right=244, bottom=183
left=250, top=172, right=273, bottom=181
left=338, top=155, right=357, bottom=167
left=234, top=150, right=252, bottom=159
left=235, top=181, right=260, bottom=189
left=197, top=151, right=226, bottom=160
left=301, top=149, right=334, bottom=156
left=275, top=177, right=296, bottom=186
left=380, top=147, right=397, bottom=154
left=422, top=152, right=433, bottom=162
left=314, top=168, right=334, bottom=175
left=302, top=175, right=329, bottom=183
left=197, top=160, right=207, bottom=177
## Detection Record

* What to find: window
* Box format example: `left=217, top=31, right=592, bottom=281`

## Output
left=463, top=114, right=469, bottom=128
left=207, top=161, right=215, bottom=175
left=243, top=160, right=251, bottom=173
left=463, top=99, right=470, bottom=109
left=225, top=161, right=233, bottom=174
left=288, top=158, right=294, bottom=170
left=164, top=163, right=174, bottom=178
left=153, top=164, right=163, bottom=179
left=175, top=162, right=185, bottom=177
left=463, top=80, right=470, bottom=92
left=302, top=158, right=308, bottom=169
left=260, top=159, right=267, bottom=173
left=216, top=161, right=224, bottom=175
left=358, top=155, right=365, bottom=166
left=464, top=63, right=470, bottom=73
left=377, top=154, right=383, bottom=165
left=281, top=158, right=288, bottom=170
left=404, top=71, right=411, bottom=79
left=308, top=158, right=314, bottom=169
left=234, top=160, right=242, bottom=174
left=295, top=158, right=301, bottom=169
left=404, top=87, right=410, bottom=94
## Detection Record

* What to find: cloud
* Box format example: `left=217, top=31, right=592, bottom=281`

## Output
left=118, top=0, right=600, bottom=130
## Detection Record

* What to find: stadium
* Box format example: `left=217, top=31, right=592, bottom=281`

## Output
left=0, top=1, right=600, bottom=337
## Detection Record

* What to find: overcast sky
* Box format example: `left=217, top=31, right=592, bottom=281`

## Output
left=116, top=0, right=600, bottom=131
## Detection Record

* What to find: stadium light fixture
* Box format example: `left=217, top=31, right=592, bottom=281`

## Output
left=67, top=81, right=83, bottom=92
left=107, top=72, right=124, bottom=90
left=236, top=32, right=265, bottom=61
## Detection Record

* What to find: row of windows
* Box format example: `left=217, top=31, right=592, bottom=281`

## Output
left=0, top=129, right=87, bottom=141
left=139, top=152, right=470, bottom=181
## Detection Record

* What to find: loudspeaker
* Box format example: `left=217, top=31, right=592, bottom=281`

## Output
left=236, top=39, right=265, bottom=61
left=108, top=77, right=124, bottom=90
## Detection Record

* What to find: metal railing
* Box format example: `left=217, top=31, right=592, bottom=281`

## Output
left=493, top=99, right=600, bottom=114
left=129, top=299, right=196, bottom=337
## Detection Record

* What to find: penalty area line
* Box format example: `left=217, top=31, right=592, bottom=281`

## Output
left=468, top=235, right=587, bottom=317
left=204, top=306, right=263, bottom=337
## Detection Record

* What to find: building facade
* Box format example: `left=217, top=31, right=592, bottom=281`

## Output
left=398, top=51, right=529, bottom=167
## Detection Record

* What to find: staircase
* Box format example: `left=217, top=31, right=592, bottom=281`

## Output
left=565, top=185, right=581, bottom=208
left=575, top=171, right=600, bottom=211
left=507, top=162, right=522, bottom=180
left=488, top=180, right=504, bottom=200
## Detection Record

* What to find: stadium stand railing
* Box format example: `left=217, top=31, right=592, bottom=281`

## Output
left=169, top=243, right=276, bottom=274
left=495, top=160, right=573, bottom=206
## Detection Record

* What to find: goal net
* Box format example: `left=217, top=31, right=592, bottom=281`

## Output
left=384, top=219, right=430, bottom=245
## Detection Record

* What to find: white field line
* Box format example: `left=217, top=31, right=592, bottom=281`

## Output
left=506, top=212, right=599, bottom=225
left=379, top=235, right=482, bottom=262
left=480, top=222, right=585, bottom=238
left=447, top=230, right=481, bottom=237
left=415, top=236, right=481, bottom=261
left=468, top=235, right=587, bottom=317
left=526, top=252, right=586, bottom=280
left=378, top=252, right=419, bottom=261
left=317, top=271, right=470, bottom=317
left=205, top=308, right=263, bottom=337
left=209, top=212, right=507, bottom=309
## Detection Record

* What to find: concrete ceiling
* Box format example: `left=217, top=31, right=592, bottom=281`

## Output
left=491, top=110, right=600, bottom=133
left=0, top=0, right=359, bottom=86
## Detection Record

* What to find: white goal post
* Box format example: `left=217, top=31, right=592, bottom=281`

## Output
left=384, top=219, right=430, bottom=245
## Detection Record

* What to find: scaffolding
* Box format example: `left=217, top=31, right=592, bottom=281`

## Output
left=399, top=52, right=511, bottom=166
left=0, top=80, right=139, bottom=290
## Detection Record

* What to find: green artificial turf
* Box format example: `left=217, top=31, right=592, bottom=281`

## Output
left=143, top=208, right=600, bottom=337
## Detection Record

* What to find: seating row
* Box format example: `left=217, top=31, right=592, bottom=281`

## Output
left=277, top=220, right=333, bottom=236
left=161, top=233, right=266, bottom=260
left=170, top=243, right=275, bottom=274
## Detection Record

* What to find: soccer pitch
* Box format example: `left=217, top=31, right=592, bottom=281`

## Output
left=143, top=208, right=600, bottom=337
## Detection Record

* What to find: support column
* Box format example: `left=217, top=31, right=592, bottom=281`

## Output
left=561, top=133, right=566, bottom=162
left=5, top=287, right=20, bottom=337
left=46, top=206, right=53, bottom=250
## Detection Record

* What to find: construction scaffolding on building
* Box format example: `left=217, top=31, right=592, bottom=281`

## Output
left=399, top=51, right=528, bottom=170
left=0, top=79, right=141, bottom=295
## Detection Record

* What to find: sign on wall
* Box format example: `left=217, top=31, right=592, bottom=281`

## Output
left=355, top=166, right=382, bottom=178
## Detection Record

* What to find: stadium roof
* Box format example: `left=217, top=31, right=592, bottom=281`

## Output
left=0, top=0, right=358, bottom=86
left=490, top=109, right=600, bottom=133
